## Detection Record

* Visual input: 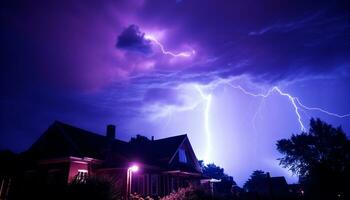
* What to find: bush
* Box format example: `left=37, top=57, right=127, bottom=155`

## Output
left=160, top=185, right=212, bottom=200
left=66, top=176, right=123, bottom=200
left=130, top=193, right=155, bottom=200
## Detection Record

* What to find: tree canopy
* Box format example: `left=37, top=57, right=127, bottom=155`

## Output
left=243, top=170, right=267, bottom=192
left=276, top=118, right=350, bottom=199
left=200, top=162, right=227, bottom=180
left=129, top=134, right=150, bottom=144
left=199, top=161, right=237, bottom=195
left=277, top=118, right=350, bottom=176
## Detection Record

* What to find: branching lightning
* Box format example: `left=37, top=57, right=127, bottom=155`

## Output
left=225, top=85, right=306, bottom=131
left=295, top=98, right=350, bottom=118
left=145, top=35, right=195, bottom=58
left=195, top=80, right=350, bottom=163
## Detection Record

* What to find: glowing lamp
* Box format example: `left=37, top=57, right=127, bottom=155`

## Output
left=129, top=165, right=139, bottom=172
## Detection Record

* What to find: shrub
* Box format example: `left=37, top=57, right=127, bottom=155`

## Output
left=160, top=185, right=212, bottom=200
left=66, top=176, right=123, bottom=200
left=130, top=193, right=155, bottom=200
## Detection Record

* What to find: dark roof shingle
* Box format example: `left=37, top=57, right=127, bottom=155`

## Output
left=27, top=121, right=187, bottom=169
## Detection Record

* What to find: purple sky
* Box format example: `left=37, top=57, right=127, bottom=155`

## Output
left=1, top=0, right=350, bottom=185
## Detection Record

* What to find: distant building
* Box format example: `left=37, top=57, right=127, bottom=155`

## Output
left=245, top=173, right=293, bottom=200
left=16, top=121, right=203, bottom=198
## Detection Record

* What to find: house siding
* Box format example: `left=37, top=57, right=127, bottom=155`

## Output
left=68, top=161, right=89, bottom=182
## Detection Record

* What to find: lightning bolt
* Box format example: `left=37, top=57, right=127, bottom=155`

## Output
left=295, top=98, right=350, bottom=118
left=224, top=85, right=306, bottom=131
left=144, top=34, right=195, bottom=58
left=195, top=80, right=350, bottom=163
left=195, top=85, right=212, bottom=163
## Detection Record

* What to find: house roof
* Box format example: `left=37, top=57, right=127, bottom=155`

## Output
left=27, top=121, right=126, bottom=159
left=26, top=121, right=199, bottom=172
left=112, top=134, right=188, bottom=168
left=269, top=176, right=289, bottom=194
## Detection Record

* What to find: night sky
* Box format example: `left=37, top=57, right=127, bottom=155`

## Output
left=1, top=0, right=350, bottom=185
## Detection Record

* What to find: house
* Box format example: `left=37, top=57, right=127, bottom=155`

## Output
left=244, top=173, right=292, bottom=200
left=19, top=121, right=203, bottom=198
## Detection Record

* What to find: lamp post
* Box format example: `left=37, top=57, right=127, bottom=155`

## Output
left=126, top=165, right=139, bottom=199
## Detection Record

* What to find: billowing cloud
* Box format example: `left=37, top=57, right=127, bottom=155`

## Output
left=116, top=24, right=153, bottom=55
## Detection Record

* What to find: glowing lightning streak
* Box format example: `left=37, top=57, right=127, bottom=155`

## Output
left=226, top=84, right=309, bottom=131
left=295, top=98, right=350, bottom=118
left=195, top=85, right=212, bottom=163
left=144, top=35, right=195, bottom=58
left=195, top=81, right=350, bottom=162
left=227, top=84, right=350, bottom=131
left=272, top=87, right=306, bottom=131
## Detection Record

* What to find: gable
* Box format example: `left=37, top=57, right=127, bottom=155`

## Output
left=168, top=137, right=202, bottom=173
left=27, top=125, right=80, bottom=159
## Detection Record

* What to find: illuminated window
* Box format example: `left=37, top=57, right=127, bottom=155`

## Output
left=76, top=169, right=88, bottom=182
left=179, top=149, right=187, bottom=163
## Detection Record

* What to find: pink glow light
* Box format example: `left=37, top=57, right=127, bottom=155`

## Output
left=129, top=165, right=139, bottom=172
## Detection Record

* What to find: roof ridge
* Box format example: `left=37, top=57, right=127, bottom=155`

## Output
left=53, top=121, right=108, bottom=138
left=153, top=134, right=187, bottom=141
left=53, top=121, right=128, bottom=143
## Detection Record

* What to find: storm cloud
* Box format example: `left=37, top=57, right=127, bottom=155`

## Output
left=116, top=24, right=153, bottom=55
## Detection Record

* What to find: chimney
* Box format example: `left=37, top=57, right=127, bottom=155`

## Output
left=106, top=124, right=116, bottom=140
left=266, top=172, right=271, bottom=178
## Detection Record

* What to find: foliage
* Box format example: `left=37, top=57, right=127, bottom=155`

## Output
left=277, top=118, right=350, bottom=176
left=242, top=170, right=267, bottom=192
left=130, top=134, right=151, bottom=144
left=130, top=193, right=155, bottom=200
left=199, top=161, right=237, bottom=196
left=129, top=186, right=214, bottom=200
left=160, top=185, right=212, bottom=200
left=0, top=150, right=19, bottom=176
left=66, top=176, right=123, bottom=200
left=276, top=118, right=350, bottom=199
left=199, top=161, right=235, bottom=184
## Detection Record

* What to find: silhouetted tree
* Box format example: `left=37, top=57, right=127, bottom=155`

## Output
left=130, top=134, right=150, bottom=144
left=277, top=118, right=350, bottom=200
left=243, top=170, right=267, bottom=192
left=66, top=176, right=122, bottom=200
left=201, top=163, right=225, bottom=180
left=0, top=150, right=18, bottom=177
left=199, top=161, right=237, bottom=196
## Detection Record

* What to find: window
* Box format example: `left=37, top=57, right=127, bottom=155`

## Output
left=132, top=175, right=145, bottom=195
left=171, top=177, right=178, bottom=192
left=151, top=175, right=159, bottom=195
left=76, top=169, right=88, bottom=182
left=137, top=175, right=145, bottom=195
left=47, top=169, right=63, bottom=184
left=179, top=148, right=187, bottom=163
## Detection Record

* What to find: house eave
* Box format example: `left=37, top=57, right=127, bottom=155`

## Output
left=38, top=156, right=102, bottom=165
left=162, top=170, right=202, bottom=177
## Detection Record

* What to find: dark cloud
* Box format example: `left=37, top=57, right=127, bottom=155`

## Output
left=116, top=24, right=153, bottom=55
left=137, top=0, right=350, bottom=82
